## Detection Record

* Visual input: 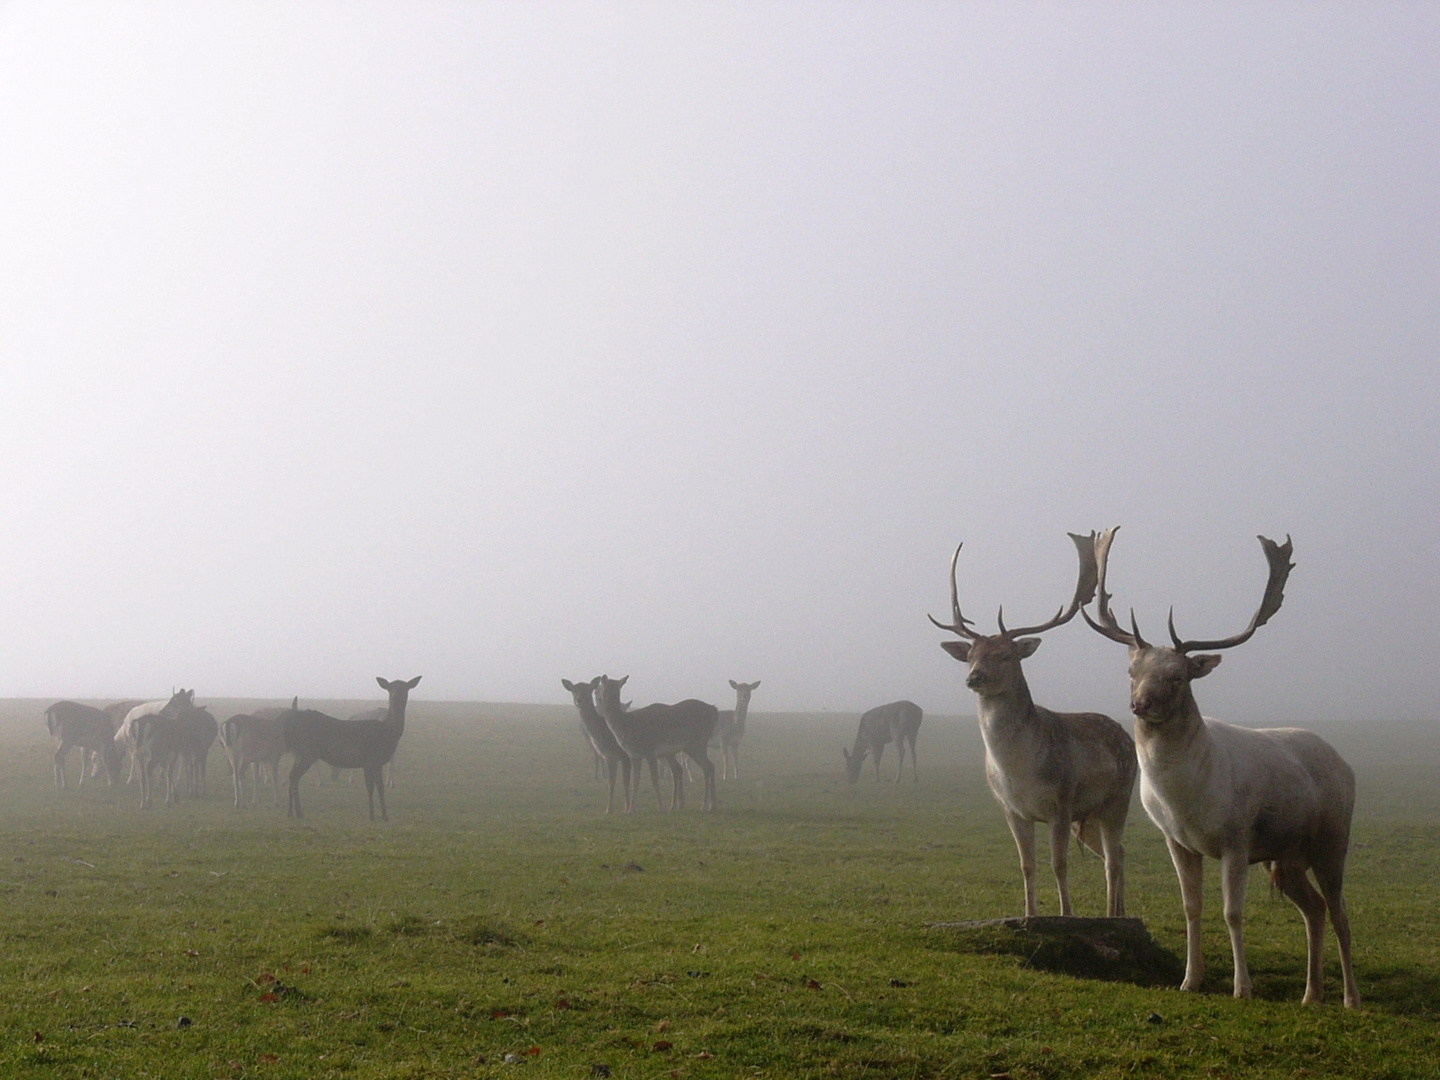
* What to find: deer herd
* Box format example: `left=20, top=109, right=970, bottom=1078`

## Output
left=40, top=527, right=1361, bottom=1007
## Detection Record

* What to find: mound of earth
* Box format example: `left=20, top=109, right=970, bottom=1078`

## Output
left=927, top=916, right=1185, bottom=987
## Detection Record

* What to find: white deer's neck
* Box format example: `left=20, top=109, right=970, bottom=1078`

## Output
left=973, top=678, right=1038, bottom=748
left=1134, top=697, right=1214, bottom=802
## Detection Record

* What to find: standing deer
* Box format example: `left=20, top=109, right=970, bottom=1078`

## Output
left=45, top=702, right=124, bottom=788
left=843, top=701, right=923, bottom=783
left=595, top=675, right=719, bottom=812
left=116, top=691, right=193, bottom=783
left=713, top=680, right=761, bottom=780
left=930, top=533, right=1136, bottom=918
left=1082, top=528, right=1359, bottom=1007
left=563, top=677, right=634, bottom=813
left=219, top=701, right=293, bottom=808
left=132, top=712, right=186, bottom=809
left=284, top=677, right=420, bottom=820
left=178, top=705, right=218, bottom=796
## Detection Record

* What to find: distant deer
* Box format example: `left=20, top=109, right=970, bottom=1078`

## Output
left=284, top=676, right=420, bottom=820
left=78, top=699, right=142, bottom=780
left=132, top=713, right=187, bottom=809
left=45, top=702, right=124, bottom=788
left=563, top=677, right=634, bottom=813
left=116, top=691, right=193, bottom=784
left=930, top=533, right=1136, bottom=918
left=1083, top=528, right=1359, bottom=1007
left=219, top=701, right=292, bottom=808
left=713, top=680, right=761, bottom=780
left=595, top=675, right=719, bottom=812
left=843, top=701, right=923, bottom=783
left=178, top=706, right=218, bottom=797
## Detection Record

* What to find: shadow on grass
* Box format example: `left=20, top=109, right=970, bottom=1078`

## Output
left=1247, top=960, right=1440, bottom=1016
left=927, top=916, right=1186, bottom=988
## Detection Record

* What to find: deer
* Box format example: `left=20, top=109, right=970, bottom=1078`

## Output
left=116, top=691, right=193, bottom=783
left=75, top=699, right=143, bottom=781
left=45, top=702, right=124, bottom=788
left=178, top=705, right=218, bottom=797
left=563, top=677, right=634, bottom=813
left=219, top=701, right=293, bottom=808
left=284, top=676, right=420, bottom=820
left=595, top=675, right=719, bottom=811
left=929, top=532, right=1136, bottom=919
left=842, top=701, right=923, bottom=783
left=1082, top=528, right=1359, bottom=1007
left=713, top=680, right=761, bottom=780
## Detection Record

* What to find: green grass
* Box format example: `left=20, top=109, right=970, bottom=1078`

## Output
left=2, top=699, right=1439, bottom=1078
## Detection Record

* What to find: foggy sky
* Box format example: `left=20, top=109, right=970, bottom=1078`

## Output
left=1, top=3, right=1437, bottom=724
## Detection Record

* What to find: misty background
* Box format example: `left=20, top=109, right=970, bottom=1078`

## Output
left=0, top=3, right=1436, bottom=725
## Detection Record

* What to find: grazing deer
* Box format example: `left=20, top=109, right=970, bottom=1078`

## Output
left=713, top=680, right=761, bottom=780
left=45, top=702, right=124, bottom=788
left=284, top=676, right=420, bottom=820
left=843, top=701, right=923, bottom=783
left=1083, top=528, right=1359, bottom=1007
left=563, top=677, right=634, bottom=813
left=219, top=701, right=292, bottom=808
left=930, top=533, right=1136, bottom=918
left=595, top=675, right=719, bottom=812
left=77, top=699, right=142, bottom=780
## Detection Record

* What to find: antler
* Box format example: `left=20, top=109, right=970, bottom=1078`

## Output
left=998, top=531, right=1101, bottom=638
left=1167, top=535, right=1294, bottom=653
left=928, top=543, right=982, bottom=640
left=1080, top=526, right=1150, bottom=647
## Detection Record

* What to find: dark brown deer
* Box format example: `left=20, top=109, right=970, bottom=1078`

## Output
left=843, top=701, right=923, bottom=783
left=45, top=702, right=123, bottom=788
left=930, top=533, right=1136, bottom=918
left=284, top=677, right=420, bottom=820
left=595, top=675, right=719, bottom=811
left=178, top=706, right=218, bottom=797
left=1082, top=528, right=1358, bottom=1006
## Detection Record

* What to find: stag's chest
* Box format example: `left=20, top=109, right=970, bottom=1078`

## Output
left=979, top=716, right=1065, bottom=819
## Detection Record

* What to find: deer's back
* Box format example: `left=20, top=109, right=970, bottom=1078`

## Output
left=284, top=710, right=400, bottom=769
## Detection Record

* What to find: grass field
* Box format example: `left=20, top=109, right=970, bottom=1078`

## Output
left=2, top=698, right=1439, bottom=1079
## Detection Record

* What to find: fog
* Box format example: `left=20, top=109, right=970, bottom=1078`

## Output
left=1, top=3, right=1436, bottom=724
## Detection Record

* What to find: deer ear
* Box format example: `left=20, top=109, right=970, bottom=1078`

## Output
left=729, top=679, right=739, bottom=690
left=406, top=676, right=421, bottom=689
left=376, top=677, right=391, bottom=690
left=749, top=681, right=761, bottom=690
left=562, top=679, right=576, bottom=692
left=940, top=640, right=971, bottom=663
left=1188, top=654, right=1223, bottom=679
left=1015, top=637, right=1042, bottom=658
left=291, top=696, right=298, bottom=710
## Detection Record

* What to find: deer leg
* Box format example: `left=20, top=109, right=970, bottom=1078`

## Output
left=667, top=755, right=685, bottom=810
left=697, top=753, right=717, bottom=811
left=288, top=757, right=314, bottom=818
left=1166, top=837, right=1205, bottom=992
left=893, top=738, right=905, bottom=783
left=1048, top=817, right=1074, bottom=917
left=1097, top=812, right=1127, bottom=918
left=872, top=743, right=884, bottom=781
left=620, top=756, right=634, bottom=813
left=1219, top=849, right=1252, bottom=998
left=1312, top=858, right=1360, bottom=1009
left=1003, top=809, right=1039, bottom=917
left=1272, top=861, right=1327, bottom=1005
left=364, top=768, right=377, bottom=820
left=731, top=743, right=740, bottom=781
left=376, top=766, right=389, bottom=820
left=53, top=744, right=67, bottom=789
left=645, top=756, right=663, bottom=810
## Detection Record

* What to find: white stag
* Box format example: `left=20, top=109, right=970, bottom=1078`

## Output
left=843, top=701, right=923, bottom=783
left=595, top=675, right=719, bottom=812
left=1083, top=528, right=1359, bottom=1007
left=713, top=680, right=761, bottom=781
left=284, top=677, right=420, bottom=820
left=930, top=533, right=1136, bottom=918
left=563, top=677, right=634, bottom=813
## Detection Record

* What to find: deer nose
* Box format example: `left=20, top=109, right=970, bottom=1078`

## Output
left=965, top=671, right=983, bottom=689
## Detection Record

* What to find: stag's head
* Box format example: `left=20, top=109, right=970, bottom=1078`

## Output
left=1081, top=528, right=1294, bottom=725
left=930, top=533, right=1099, bottom=699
